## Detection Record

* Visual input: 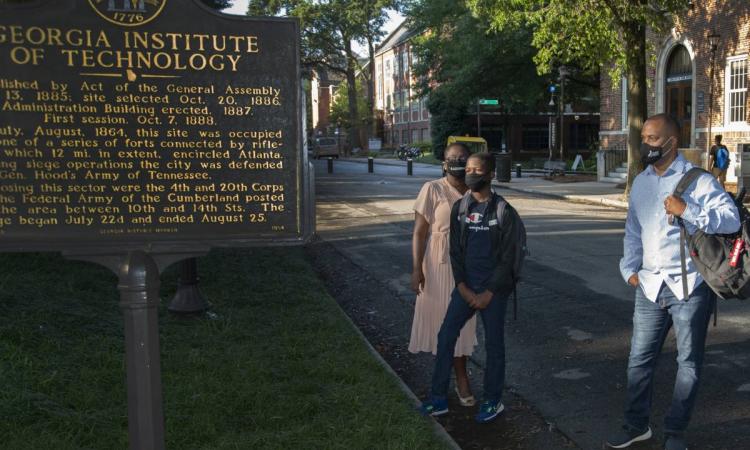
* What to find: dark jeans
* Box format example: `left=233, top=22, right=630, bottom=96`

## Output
left=430, top=286, right=507, bottom=402
left=624, top=282, right=714, bottom=434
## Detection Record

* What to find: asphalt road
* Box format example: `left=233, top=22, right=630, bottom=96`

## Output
left=312, top=158, right=750, bottom=450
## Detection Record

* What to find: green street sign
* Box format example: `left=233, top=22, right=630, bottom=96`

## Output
left=478, top=99, right=499, bottom=105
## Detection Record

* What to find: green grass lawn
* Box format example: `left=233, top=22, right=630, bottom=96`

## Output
left=0, top=248, right=447, bottom=450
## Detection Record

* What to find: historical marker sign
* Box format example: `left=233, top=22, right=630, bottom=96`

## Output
left=0, top=0, right=311, bottom=252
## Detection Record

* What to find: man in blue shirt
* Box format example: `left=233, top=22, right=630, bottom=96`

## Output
left=607, top=114, right=740, bottom=450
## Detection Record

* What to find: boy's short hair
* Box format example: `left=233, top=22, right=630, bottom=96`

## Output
left=468, top=152, right=496, bottom=173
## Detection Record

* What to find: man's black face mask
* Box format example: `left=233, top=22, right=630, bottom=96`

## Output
left=640, top=137, right=675, bottom=167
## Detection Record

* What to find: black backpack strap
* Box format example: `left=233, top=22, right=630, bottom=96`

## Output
left=675, top=167, right=707, bottom=301
left=673, top=167, right=707, bottom=198
left=493, top=194, right=519, bottom=319
left=458, top=193, right=471, bottom=247
left=679, top=226, right=689, bottom=301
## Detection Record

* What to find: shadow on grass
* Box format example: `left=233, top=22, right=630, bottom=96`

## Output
left=0, top=248, right=448, bottom=450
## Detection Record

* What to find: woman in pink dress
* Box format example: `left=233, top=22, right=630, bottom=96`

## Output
left=409, top=143, right=477, bottom=406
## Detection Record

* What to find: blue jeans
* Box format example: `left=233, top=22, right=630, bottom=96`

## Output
left=431, top=286, right=507, bottom=402
left=624, top=282, right=714, bottom=434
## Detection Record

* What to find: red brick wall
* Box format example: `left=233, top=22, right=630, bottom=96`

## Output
left=600, top=0, right=750, bottom=160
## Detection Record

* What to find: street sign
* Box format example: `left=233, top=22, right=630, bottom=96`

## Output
left=479, top=99, right=499, bottom=105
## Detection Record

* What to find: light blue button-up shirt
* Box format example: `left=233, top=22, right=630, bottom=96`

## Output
left=619, top=155, right=741, bottom=302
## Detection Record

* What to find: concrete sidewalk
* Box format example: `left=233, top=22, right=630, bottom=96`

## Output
left=341, top=156, right=629, bottom=210
left=495, top=174, right=628, bottom=210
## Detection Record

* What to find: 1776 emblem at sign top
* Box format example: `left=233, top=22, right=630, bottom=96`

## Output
left=88, top=0, right=166, bottom=27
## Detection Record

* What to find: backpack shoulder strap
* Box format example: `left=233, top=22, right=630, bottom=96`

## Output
left=673, top=167, right=708, bottom=198
left=675, top=167, right=707, bottom=301
left=458, top=192, right=471, bottom=242
left=492, top=193, right=508, bottom=228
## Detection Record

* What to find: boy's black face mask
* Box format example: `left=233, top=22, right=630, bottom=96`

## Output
left=465, top=173, right=489, bottom=192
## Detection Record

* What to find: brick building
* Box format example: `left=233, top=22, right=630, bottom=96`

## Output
left=373, top=23, right=431, bottom=148
left=599, top=1, right=750, bottom=185
left=310, top=69, right=343, bottom=137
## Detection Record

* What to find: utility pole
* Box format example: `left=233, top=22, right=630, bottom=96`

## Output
left=559, top=66, right=569, bottom=161
left=706, top=32, right=721, bottom=169
left=476, top=99, right=481, bottom=138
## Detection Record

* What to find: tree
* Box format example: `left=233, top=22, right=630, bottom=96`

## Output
left=467, top=0, right=692, bottom=193
left=329, top=79, right=368, bottom=130
left=247, top=0, right=397, bottom=153
left=199, top=0, right=233, bottom=10
left=407, top=0, right=552, bottom=158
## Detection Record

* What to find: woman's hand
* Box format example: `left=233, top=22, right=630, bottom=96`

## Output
left=411, top=269, right=425, bottom=294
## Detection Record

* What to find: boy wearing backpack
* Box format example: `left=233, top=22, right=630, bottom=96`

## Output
left=420, top=152, right=524, bottom=424
left=607, top=115, right=740, bottom=450
left=708, top=135, right=730, bottom=190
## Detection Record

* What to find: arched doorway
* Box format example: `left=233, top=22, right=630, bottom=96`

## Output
left=665, top=45, right=693, bottom=146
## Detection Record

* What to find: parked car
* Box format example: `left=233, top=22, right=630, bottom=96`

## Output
left=312, top=137, right=340, bottom=159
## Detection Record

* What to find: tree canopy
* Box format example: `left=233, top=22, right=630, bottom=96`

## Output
left=407, top=0, right=550, bottom=156
left=468, top=0, right=692, bottom=191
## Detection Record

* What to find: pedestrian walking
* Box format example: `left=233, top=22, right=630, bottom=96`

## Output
left=410, top=143, right=478, bottom=406
left=708, top=135, right=730, bottom=190
left=420, top=152, right=523, bottom=424
left=607, top=114, right=740, bottom=450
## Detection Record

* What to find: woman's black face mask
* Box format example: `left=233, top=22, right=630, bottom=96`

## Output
left=445, top=159, right=467, bottom=178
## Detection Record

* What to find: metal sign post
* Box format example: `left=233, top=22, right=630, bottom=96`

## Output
left=0, top=1, right=312, bottom=449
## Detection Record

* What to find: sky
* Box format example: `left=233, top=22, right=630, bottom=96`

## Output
left=222, top=0, right=405, bottom=56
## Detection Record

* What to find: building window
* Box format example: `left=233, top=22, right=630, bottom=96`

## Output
left=621, top=77, right=628, bottom=131
left=401, top=52, right=409, bottom=78
left=376, top=62, right=383, bottom=106
left=726, top=56, right=748, bottom=124
left=412, top=129, right=419, bottom=143
left=411, top=90, right=418, bottom=112
left=385, top=59, right=391, bottom=79
left=402, top=130, right=409, bottom=144
left=521, top=125, right=549, bottom=150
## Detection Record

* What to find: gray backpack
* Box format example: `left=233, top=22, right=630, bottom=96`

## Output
left=457, top=192, right=528, bottom=318
left=675, top=168, right=749, bottom=305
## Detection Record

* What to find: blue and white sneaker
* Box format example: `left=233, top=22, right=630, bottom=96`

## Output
left=419, top=397, right=448, bottom=417
left=474, top=400, right=504, bottom=423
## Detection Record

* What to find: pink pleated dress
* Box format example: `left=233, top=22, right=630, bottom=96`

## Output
left=408, top=177, right=478, bottom=357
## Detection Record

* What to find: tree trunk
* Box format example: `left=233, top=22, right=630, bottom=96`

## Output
left=344, top=39, right=361, bottom=155
left=625, top=23, right=648, bottom=196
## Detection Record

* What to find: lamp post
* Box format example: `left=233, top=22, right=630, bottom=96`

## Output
left=558, top=66, right=570, bottom=161
left=548, top=86, right=556, bottom=161
left=706, top=31, right=721, bottom=169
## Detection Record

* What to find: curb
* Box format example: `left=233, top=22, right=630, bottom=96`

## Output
left=494, top=182, right=628, bottom=211
left=329, top=289, right=462, bottom=450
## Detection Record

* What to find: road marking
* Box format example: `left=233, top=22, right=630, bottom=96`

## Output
left=553, top=368, right=591, bottom=380
left=563, top=327, right=593, bottom=341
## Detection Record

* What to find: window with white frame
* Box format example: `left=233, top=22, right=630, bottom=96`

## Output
left=411, top=89, right=419, bottom=112
left=376, top=62, right=383, bottom=106
left=726, top=56, right=748, bottom=124
left=621, top=77, right=628, bottom=131
left=385, top=59, right=391, bottom=79
left=401, top=52, right=409, bottom=77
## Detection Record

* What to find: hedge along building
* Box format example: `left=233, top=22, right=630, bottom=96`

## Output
left=599, top=1, right=750, bottom=187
